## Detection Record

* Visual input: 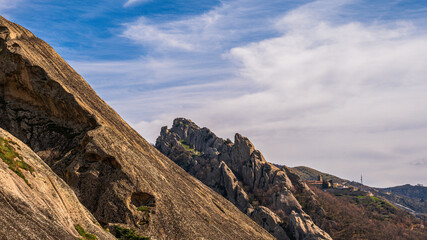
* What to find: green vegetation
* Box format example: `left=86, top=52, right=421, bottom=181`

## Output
left=355, top=195, right=397, bottom=218
left=113, top=226, right=150, bottom=240
left=357, top=195, right=396, bottom=208
left=179, top=140, right=201, bottom=156
left=75, top=224, right=97, bottom=240
left=137, top=206, right=149, bottom=212
left=0, top=137, right=34, bottom=186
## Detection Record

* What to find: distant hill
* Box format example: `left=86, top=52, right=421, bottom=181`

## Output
left=291, top=166, right=347, bottom=183
left=309, top=185, right=427, bottom=239
left=285, top=166, right=427, bottom=239
left=380, top=184, right=426, bottom=200
left=375, top=185, right=427, bottom=216
left=289, top=166, right=427, bottom=215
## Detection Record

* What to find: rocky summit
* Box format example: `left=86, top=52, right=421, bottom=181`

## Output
left=156, top=118, right=332, bottom=240
left=0, top=16, right=275, bottom=240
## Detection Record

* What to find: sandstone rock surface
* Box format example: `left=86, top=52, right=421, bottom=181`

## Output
left=156, top=118, right=333, bottom=240
left=0, top=127, right=115, bottom=240
left=0, top=16, right=275, bottom=240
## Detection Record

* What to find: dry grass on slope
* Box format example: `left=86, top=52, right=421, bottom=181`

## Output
left=310, top=186, right=427, bottom=240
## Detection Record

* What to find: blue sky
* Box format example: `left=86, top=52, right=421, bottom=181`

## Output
left=1, top=0, right=427, bottom=187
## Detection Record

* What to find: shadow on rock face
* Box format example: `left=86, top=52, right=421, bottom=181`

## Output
left=131, top=192, right=156, bottom=208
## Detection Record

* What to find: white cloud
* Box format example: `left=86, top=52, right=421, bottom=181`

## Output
left=121, top=10, right=227, bottom=51
left=76, top=0, right=427, bottom=187
left=122, top=17, right=198, bottom=50
left=123, top=0, right=151, bottom=8
left=218, top=2, right=427, bottom=187
left=121, top=0, right=284, bottom=51
left=0, top=0, right=21, bottom=13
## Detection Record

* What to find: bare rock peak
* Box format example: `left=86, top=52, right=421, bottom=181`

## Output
left=156, top=118, right=332, bottom=240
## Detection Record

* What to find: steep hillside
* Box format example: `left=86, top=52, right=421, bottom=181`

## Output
left=289, top=167, right=426, bottom=238
left=156, top=118, right=332, bottom=240
left=0, top=128, right=115, bottom=240
left=291, top=166, right=427, bottom=215
left=310, top=186, right=427, bottom=240
left=0, top=16, right=274, bottom=240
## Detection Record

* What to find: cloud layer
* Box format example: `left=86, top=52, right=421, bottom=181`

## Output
left=0, top=0, right=21, bottom=13
left=121, top=0, right=305, bottom=52
left=123, top=0, right=151, bottom=8
left=226, top=17, right=427, bottom=187
left=69, top=0, right=427, bottom=187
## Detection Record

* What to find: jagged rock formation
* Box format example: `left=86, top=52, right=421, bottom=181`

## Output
left=0, top=127, right=115, bottom=240
left=250, top=206, right=290, bottom=240
left=0, top=16, right=275, bottom=240
left=156, top=118, right=332, bottom=240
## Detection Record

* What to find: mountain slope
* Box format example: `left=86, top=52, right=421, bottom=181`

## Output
left=291, top=166, right=346, bottom=183
left=291, top=166, right=427, bottom=215
left=0, top=127, right=115, bottom=240
left=0, top=16, right=274, bottom=240
left=289, top=165, right=427, bottom=239
left=309, top=185, right=427, bottom=240
left=156, top=118, right=332, bottom=240
left=380, top=184, right=426, bottom=200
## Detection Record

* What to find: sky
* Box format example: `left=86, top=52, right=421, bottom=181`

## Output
left=1, top=0, right=427, bottom=188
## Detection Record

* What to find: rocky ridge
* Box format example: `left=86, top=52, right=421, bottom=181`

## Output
left=0, top=16, right=275, bottom=239
left=156, top=118, right=332, bottom=240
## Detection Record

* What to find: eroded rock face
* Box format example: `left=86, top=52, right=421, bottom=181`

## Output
left=250, top=206, right=290, bottom=240
left=156, top=118, right=333, bottom=240
left=0, top=128, right=115, bottom=240
left=288, top=211, right=332, bottom=240
left=0, top=16, right=275, bottom=240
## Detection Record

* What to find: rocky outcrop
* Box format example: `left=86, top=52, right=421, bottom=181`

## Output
left=0, top=16, right=275, bottom=240
left=250, top=206, right=290, bottom=240
left=288, top=211, right=332, bottom=240
left=156, top=118, right=332, bottom=240
left=0, top=127, right=115, bottom=240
